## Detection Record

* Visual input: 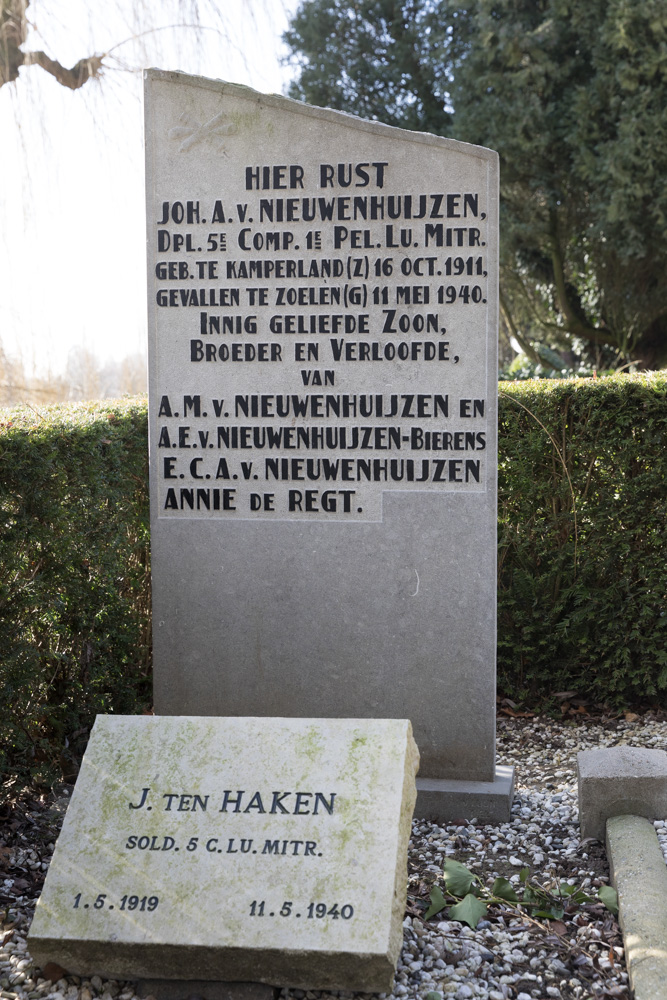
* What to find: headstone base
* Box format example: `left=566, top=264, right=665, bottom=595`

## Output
left=136, top=981, right=276, bottom=1000
left=416, top=766, right=515, bottom=824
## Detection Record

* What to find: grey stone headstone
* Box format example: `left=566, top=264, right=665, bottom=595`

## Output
left=28, top=715, right=419, bottom=991
left=144, top=70, right=508, bottom=810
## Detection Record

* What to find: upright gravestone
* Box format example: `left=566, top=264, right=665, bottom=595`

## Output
left=144, top=69, right=513, bottom=820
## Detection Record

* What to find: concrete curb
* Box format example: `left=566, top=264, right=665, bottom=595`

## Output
left=606, top=815, right=667, bottom=1000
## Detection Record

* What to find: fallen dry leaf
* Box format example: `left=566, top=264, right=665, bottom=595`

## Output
left=42, top=963, right=67, bottom=983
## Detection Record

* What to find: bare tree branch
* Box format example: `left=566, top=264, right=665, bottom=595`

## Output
left=22, top=50, right=103, bottom=89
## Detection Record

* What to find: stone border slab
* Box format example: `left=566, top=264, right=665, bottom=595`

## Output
left=577, top=748, right=667, bottom=840
left=606, top=815, right=667, bottom=1000
left=416, top=765, right=515, bottom=823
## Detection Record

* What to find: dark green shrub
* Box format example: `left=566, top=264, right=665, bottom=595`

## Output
left=0, top=399, right=151, bottom=794
left=498, top=373, right=667, bottom=707
left=1, top=375, right=665, bottom=795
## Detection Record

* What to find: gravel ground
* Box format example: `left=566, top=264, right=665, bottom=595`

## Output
left=3, top=713, right=667, bottom=1000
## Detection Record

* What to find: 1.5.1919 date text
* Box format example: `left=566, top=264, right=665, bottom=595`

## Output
left=73, top=893, right=159, bottom=911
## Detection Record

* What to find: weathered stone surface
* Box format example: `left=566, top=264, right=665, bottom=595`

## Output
left=577, top=747, right=667, bottom=840
left=145, top=69, right=502, bottom=793
left=607, top=815, right=667, bottom=1000
left=29, top=715, right=419, bottom=991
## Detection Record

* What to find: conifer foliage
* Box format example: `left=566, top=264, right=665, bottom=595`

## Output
left=285, top=0, right=667, bottom=368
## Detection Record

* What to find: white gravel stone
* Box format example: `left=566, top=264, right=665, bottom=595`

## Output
left=3, top=715, right=659, bottom=1000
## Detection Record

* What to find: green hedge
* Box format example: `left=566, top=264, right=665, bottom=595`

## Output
left=0, top=399, right=151, bottom=792
left=497, top=373, right=666, bottom=704
left=1, top=374, right=665, bottom=791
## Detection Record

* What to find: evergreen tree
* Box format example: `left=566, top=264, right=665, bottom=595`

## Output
left=286, top=0, right=667, bottom=368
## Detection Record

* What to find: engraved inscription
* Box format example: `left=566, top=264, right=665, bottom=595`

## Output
left=150, top=157, right=492, bottom=521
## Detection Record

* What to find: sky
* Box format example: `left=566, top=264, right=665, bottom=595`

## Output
left=0, top=0, right=299, bottom=380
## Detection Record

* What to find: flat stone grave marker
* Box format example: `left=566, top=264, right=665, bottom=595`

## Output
left=28, top=715, right=419, bottom=991
left=145, top=70, right=511, bottom=819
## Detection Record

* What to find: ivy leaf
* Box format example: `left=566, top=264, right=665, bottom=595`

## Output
left=492, top=877, right=519, bottom=903
left=522, top=885, right=564, bottom=920
left=443, top=859, right=477, bottom=897
left=424, top=885, right=449, bottom=920
left=598, top=885, right=619, bottom=915
left=559, top=883, right=595, bottom=905
left=570, top=889, right=596, bottom=905
left=519, top=867, right=531, bottom=883
left=449, top=893, right=488, bottom=929
left=522, top=886, right=543, bottom=906
left=533, top=904, right=565, bottom=920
